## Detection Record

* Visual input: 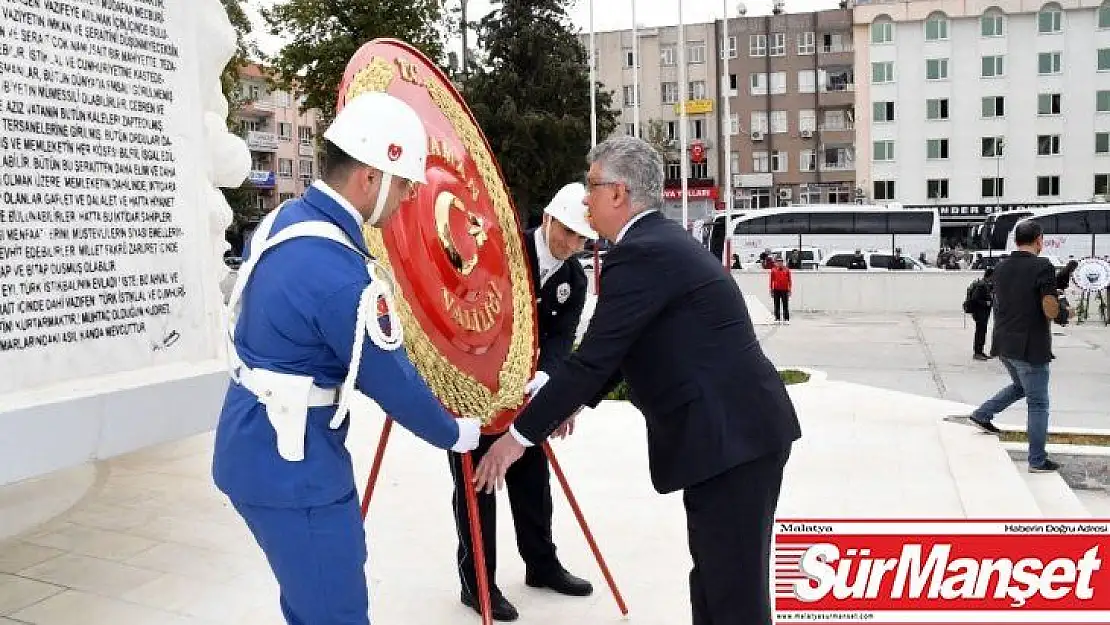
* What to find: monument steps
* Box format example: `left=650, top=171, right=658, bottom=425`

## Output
left=1017, top=467, right=1092, bottom=518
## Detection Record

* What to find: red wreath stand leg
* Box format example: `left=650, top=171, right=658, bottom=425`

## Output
left=360, top=417, right=628, bottom=624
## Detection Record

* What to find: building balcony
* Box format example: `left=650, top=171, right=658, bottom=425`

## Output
left=817, top=88, right=854, bottom=108
left=239, top=99, right=276, bottom=118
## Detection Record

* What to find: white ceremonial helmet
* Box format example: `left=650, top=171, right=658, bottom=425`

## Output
left=324, top=91, right=428, bottom=224
left=543, top=182, right=598, bottom=240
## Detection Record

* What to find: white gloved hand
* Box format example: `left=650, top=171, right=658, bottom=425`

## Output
left=524, top=370, right=550, bottom=398
left=451, top=417, right=482, bottom=453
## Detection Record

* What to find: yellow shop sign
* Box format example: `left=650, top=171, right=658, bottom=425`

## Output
left=674, top=99, right=714, bottom=115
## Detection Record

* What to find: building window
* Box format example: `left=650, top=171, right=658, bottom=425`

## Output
left=750, top=34, right=766, bottom=56
left=871, top=20, right=893, bottom=44
left=982, top=96, right=1005, bottom=118
left=624, top=123, right=636, bottom=136
left=771, top=110, right=788, bottom=134
left=799, top=110, right=816, bottom=132
left=1097, top=174, right=1110, bottom=195
left=278, top=158, right=293, bottom=178
left=926, top=139, right=949, bottom=160
left=982, top=12, right=1005, bottom=37
left=798, top=70, right=816, bottom=93
left=927, top=98, right=950, bottom=120
left=666, top=121, right=678, bottom=140
left=797, top=32, right=815, bottom=55
left=687, top=42, right=706, bottom=64
left=823, top=32, right=851, bottom=53
left=299, top=159, right=313, bottom=177
left=982, top=136, right=1005, bottom=157
left=720, top=36, right=737, bottom=59
left=873, top=101, right=895, bottom=122
left=689, top=118, right=705, bottom=140
left=660, top=45, right=676, bottom=66
left=800, top=149, right=816, bottom=171
left=770, top=72, right=786, bottom=94
left=771, top=151, right=788, bottom=173
left=1038, top=51, right=1062, bottom=75
left=1099, top=49, right=1110, bottom=71
left=662, top=82, right=679, bottom=104
left=1037, top=175, right=1061, bottom=197
left=622, top=85, right=640, bottom=107
left=873, top=141, right=895, bottom=161
left=728, top=112, right=740, bottom=135
left=873, top=180, right=895, bottom=200
left=690, top=160, right=709, bottom=179
left=298, top=126, right=313, bottom=145
left=278, top=122, right=292, bottom=140
left=750, top=73, right=767, bottom=95
left=872, top=62, right=894, bottom=83
left=1038, top=7, right=1062, bottom=34
left=770, top=33, right=785, bottom=56
left=1097, top=132, right=1110, bottom=153
left=982, top=55, right=1004, bottom=78
left=1099, top=91, right=1110, bottom=112
left=623, top=48, right=635, bottom=68
left=730, top=151, right=741, bottom=175
left=1101, top=4, right=1110, bottom=28
left=927, top=179, right=949, bottom=199
left=666, top=161, right=682, bottom=180
left=751, top=111, right=768, bottom=133
left=925, top=14, right=949, bottom=41
left=926, top=58, right=949, bottom=80
left=753, top=151, right=769, bottom=173
left=688, top=81, right=706, bottom=99
left=982, top=177, right=1004, bottom=198
left=1038, top=93, right=1062, bottom=115
left=1037, top=134, right=1061, bottom=155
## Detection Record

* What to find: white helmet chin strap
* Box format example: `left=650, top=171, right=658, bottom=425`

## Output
left=369, top=172, right=393, bottom=226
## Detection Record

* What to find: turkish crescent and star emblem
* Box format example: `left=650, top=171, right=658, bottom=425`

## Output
left=336, top=39, right=538, bottom=434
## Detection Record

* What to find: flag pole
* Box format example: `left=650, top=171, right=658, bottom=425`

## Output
left=722, top=0, right=734, bottom=265
left=678, top=0, right=689, bottom=232
left=632, top=0, right=640, bottom=137
left=589, top=0, right=597, bottom=148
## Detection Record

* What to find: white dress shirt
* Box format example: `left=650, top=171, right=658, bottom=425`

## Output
left=614, top=209, right=658, bottom=243
left=533, top=227, right=563, bottom=288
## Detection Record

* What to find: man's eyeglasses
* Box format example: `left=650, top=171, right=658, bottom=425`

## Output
left=585, top=179, right=622, bottom=191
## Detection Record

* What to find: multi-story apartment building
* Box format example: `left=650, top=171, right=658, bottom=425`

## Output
left=854, top=0, right=1110, bottom=206
left=719, top=7, right=857, bottom=209
left=585, top=23, right=724, bottom=224
left=234, top=64, right=323, bottom=214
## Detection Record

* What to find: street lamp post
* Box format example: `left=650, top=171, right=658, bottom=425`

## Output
left=632, top=1, right=640, bottom=137
left=589, top=0, right=597, bottom=148
left=678, top=1, right=689, bottom=231
left=722, top=0, right=734, bottom=265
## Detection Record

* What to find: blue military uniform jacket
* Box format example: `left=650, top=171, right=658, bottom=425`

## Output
left=213, top=183, right=460, bottom=508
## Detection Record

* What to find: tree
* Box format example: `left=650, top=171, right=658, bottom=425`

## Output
left=644, top=119, right=676, bottom=165
left=220, top=0, right=263, bottom=244
left=260, top=0, right=448, bottom=124
left=462, top=0, right=620, bottom=227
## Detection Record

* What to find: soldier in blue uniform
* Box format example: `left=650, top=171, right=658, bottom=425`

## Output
left=448, top=183, right=596, bottom=621
left=212, top=91, right=482, bottom=625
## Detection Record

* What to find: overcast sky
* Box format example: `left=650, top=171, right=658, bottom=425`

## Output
left=245, top=0, right=842, bottom=58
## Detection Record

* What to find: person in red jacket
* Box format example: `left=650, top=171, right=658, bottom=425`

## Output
left=769, top=258, right=792, bottom=324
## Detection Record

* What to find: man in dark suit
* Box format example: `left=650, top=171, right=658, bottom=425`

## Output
left=474, top=136, right=802, bottom=625
left=450, top=183, right=595, bottom=621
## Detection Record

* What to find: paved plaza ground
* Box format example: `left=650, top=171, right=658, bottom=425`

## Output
left=0, top=304, right=1107, bottom=624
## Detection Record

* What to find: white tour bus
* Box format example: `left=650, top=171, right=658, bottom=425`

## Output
left=726, top=204, right=941, bottom=267
left=1006, top=205, right=1110, bottom=259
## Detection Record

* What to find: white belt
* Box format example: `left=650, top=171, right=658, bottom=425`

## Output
left=239, top=366, right=340, bottom=407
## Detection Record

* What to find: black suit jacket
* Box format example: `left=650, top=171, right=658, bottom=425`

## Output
left=514, top=212, right=802, bottom=494
left=524, top=228, right=588, bottom=375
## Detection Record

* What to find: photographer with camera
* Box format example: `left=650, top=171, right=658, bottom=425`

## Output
left=965, top=220, right=1071, bottom=473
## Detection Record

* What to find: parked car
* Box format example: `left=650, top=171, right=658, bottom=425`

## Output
left=821, top=250, right=932, bottom=271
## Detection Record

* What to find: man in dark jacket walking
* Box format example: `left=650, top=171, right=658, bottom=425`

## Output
left=966, top=268, right=995, bottom=360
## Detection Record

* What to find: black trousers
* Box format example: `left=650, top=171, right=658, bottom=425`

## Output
left=772, top=290, right=790, bottom=321
left=448, top=434, right=558, bottom=595
left=973, top=309, right=990, bottom=355
left=683, top=447, right=790, bottom=625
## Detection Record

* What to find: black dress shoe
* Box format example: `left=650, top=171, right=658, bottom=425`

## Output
left=461, top=588, right=519, bottom=621
left=525, top=566, right=594, bottom=597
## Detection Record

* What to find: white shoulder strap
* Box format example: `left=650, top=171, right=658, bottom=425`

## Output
left=225, top=204, right=369, bottom=381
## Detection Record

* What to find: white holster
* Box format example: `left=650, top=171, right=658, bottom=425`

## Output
left=225, top=201, right=403, bottom=462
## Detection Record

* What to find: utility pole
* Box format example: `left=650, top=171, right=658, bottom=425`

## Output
left=460, top=0, right=469, bottom=78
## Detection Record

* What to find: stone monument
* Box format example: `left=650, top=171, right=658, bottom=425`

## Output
left=0, top=0, right=250, bottom=486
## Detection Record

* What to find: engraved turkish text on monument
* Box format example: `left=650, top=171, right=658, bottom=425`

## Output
left=0, top=0, right=206, bottom=390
